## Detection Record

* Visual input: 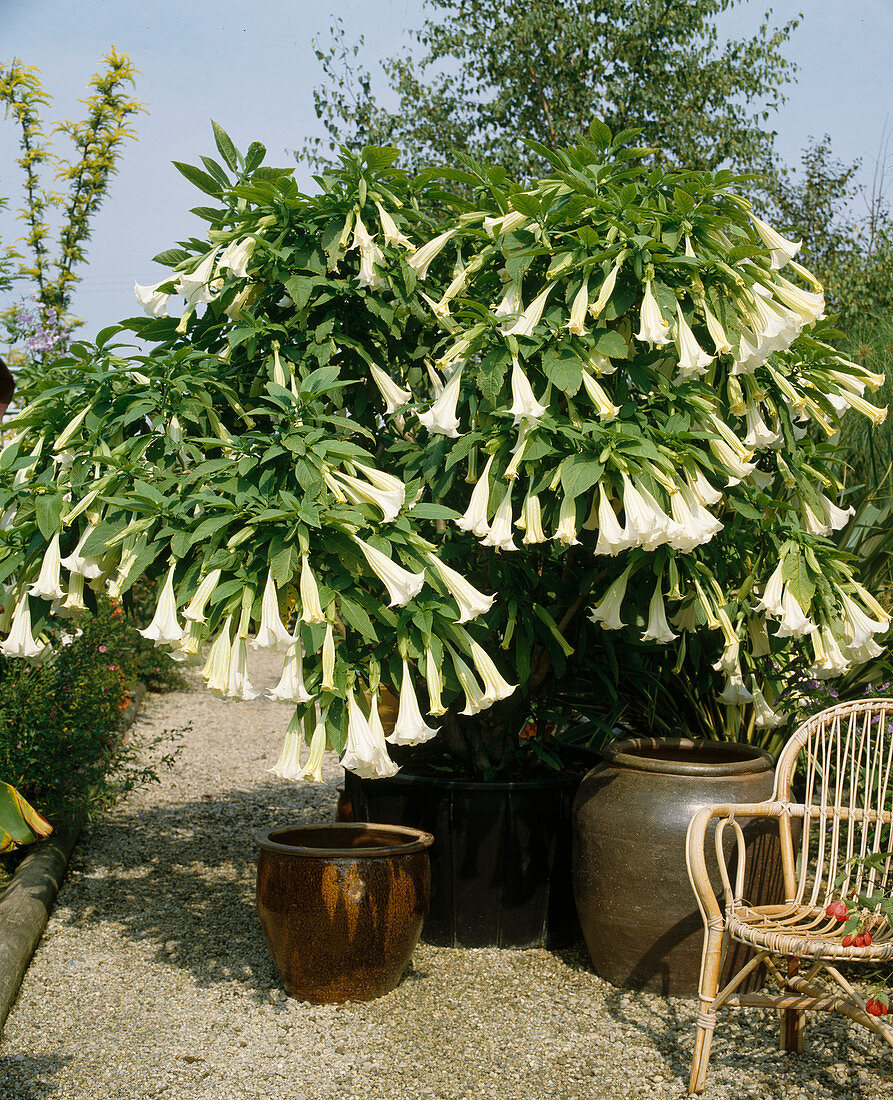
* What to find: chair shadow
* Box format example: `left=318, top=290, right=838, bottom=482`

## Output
left=0, top=1052, right=71, bottom=1098
left=54, top=777, right=340, bottom=1004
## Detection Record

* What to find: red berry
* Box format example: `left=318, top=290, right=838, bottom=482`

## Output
left=826, top=899, right=841, bottom=918
left=855, top=934, right=866, bottom=947
left=867, top=999, right=881, bottom=1016
left=843, top=934, right=854, bottom=947
left=835, top=902, right=849, bottom=921
left=863, top=932, right=873, bottom=946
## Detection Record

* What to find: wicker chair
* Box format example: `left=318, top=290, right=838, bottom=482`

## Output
left=686, top=698, right=893, bottom=1094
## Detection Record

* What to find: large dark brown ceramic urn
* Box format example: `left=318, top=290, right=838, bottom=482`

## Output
left=255, top=822, right=433, bottom=1003
left=572, top=738, right=781, bottom=997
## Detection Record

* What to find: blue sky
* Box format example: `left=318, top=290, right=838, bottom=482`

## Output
left=0, top=0, right=890, bottom=340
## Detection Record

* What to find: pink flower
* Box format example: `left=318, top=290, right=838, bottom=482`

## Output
left=99, top=645, right=107, bottom=653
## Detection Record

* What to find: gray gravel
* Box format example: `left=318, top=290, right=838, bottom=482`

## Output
left=2, top=650, right=893, bottom=1099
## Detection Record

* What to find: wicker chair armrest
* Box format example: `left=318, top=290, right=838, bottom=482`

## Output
left=686, top=801, right=788, bottom=922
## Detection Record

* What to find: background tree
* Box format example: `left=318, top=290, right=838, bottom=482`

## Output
left=304, top=0, right=799, bottom=180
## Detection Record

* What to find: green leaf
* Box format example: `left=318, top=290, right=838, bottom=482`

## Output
left=338, top=594, right=377, bottom=642
left=560, top=455, right=604, bottom=501
left=152, top=248, right=190, bottom=266
left=211, top=120, right=239, bottom=171
left=0, top=782, right=51, bottom=852
left=782, top=548, right=816, bottom=608
left=593, top=329, right=630, bottom=359
left=35, top=492, right=64, bottom=540
left=172, top=161, right=222, bottom=197
left=244, top=141, right=266, bottom=172
left=589, top=119, right=613, bottom=149
left=674, top=187, right=695, bottom=214
left=409, top=502, right=461, bottom=520
left=285, top=274, right=324, bottom=311
left=542, top=347, right=583, bottom=395
left=270, top=542, right=296, bottom=587
left=476, top=350, right=509, bottom=407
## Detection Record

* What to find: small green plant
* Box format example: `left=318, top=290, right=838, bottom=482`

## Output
left=0, top=779, right=51, bottom=851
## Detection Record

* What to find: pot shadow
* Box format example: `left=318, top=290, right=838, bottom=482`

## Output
left=0, top=1052, right=71, bottom=1098
left=52, top=778, right=340, bottom=1004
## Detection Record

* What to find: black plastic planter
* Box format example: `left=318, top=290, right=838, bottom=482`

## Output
left=343, top=769, right=582, bottom=949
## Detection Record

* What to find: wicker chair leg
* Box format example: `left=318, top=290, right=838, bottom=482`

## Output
left=689, top=926, right=725, bottom=1094
left=779, top=958, right=806, bottom=1053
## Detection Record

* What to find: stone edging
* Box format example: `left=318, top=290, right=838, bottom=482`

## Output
left=0, top=681, right=147, bottom=1034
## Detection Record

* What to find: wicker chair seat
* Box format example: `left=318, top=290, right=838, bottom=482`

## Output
left=728, top=902, right=893, bottom=962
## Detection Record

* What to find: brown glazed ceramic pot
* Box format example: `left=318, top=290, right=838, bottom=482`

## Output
left=255, top=822, right=433, bottom=1004
left=572, top=738, right=782, bottom=997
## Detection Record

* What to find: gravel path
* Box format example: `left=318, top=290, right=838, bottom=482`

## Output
left=2, top=651, right=893, bottom=1099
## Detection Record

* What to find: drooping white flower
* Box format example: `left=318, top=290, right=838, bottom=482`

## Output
left=353, top=535, right=426, bottom=606
left=620, top=473, right=670, bottom=551
left=455, top=454, right=494, bottom=537
left=469, top=639, right=517, bottom=705
left=839, top=592, right=888, bottom=649
left=424, top=551, right=495, bottom=623
left=708, top=436, right=757, bottom=482
left=269, top=639, right=315, bottom=704
left=225, top=635, right=259, bottom=700
left=634, top=281, right=671, bottom=346
left=351, top=215, right=387, bottom=290
left=589, top=567, right=633, bottom=631
left=590, top=261, right=621, bottom=319
left=202, top=615, right=234, bottom=694
left=743, top=403, right=781, bottom=449
left=321, top=623, right=336, bottom=691
left=134, top=280, right=172, bottom=318
left=567, top=278, right=589, bottom=335
left=299, top=555, right=327, bottom=624
left=252, top=570, right=295, bottom=651
left=674, top=304, right=714, bottom=379
left=760, top=274, right=825, bottom=325
left=182, top=569, right=222, bottom=623
left=668, top=485, right=721, bottom=552
left=388, top=659, right=439, bottom=745
left=717, top=669, right=755, bottom=705
left=55, top=571, right=87, bottom=617
left=270, top=709, right=304, bottom=781
left=501, top=284, right=554, bottom=338
left=448, top=645, right=488, bottom=716
left=416, top=361, right=464, bottom=438
left=330, top=469, right=404, bottom=523
left=176, top=249, right=221, bottom=307
left=594, top=482, right=629, bottom=556
left=519, top=491, right=547, bottom=545
left=342, top=688, right=399, bottom=779
left=480, top=482, right=517, bottom=551
left=752, top=686, right=787, bottom=728
left=504, top=422, right=531, bottom=480
left=686, top=468, right=724, bottom=507
left=375, top=202, right=415, bottom=251
left=218, top=236, right=256, bottom=279
left=641, top=581, right=678, bottom=643
left=482, top=211, right=528, bottom=237
left=509, top=358, right=548, bottom=425
left=368, top=362, right=411, bottom=415
left=810, top=626, right=851, bottom=679
left=0, top=592, right=45, bottom=659
left=406, top=229, right=457, bottom=280
left=802, top=501, right=831, bottom=537
left=424, top=647, right=447, bottom=715
left=139, top=564, right=187, bottom=645
left=835, top=388, right=888, bottom=426
left=700, top=300, right=733, bottom=355
left=774, top=588, right=817, bottom=638
left=581, top=371, right=621, bottom=420
left=553, top=494, right=580, bottom=547
left=28, top=533, right=65, bottom=601
left=299, top=712, right=328, bottom=782
left=493, top=279, right=524, bottom=321
left=168, top=620, right=206, bottom=664
left=749, top=213, right=801, bottom=269
left=754, top=560, right=786, bottom=616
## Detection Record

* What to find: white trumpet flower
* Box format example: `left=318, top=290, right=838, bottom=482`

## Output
left=176, top=249, right=221, bottom=307
left=481, top=482, right=517, bottom=551
left=252, top=571, right=295, bottom=651
left=0, top=592, right=45, bottom=659
left=227, top=635, right=259, bottom=700
left=351, top=215, right=387, bottom=290
left=581, top=371, right=620, bottom=420
left=449, top=646, right=488, bottom=716
left=331, top=469, right=404, bottom=522
left=269, top=639, right=315, bottom=704
left=375, top=202, right=414, bottom=251
left=388, top=659, right=439, bottom=745
left=754, top=560, right=786, bottom=616
left=455, top=454, right=494, bottom=537
left=482, top=211, right=528, bottom=236
left=743, top=403, right=781, bottom=449
left=321, top=623, right=336, bottom=691
left=299, top=712, right=328, bottom=782
left=774, top=588, right=817, bottom=638
left=567, top=279, right=589, bottom=335
left=424, top=552, right=494, bottom=622
left=810, top=626, right=851, bottom=679
left=270, top=710, right=304, bottom=781
left=182, top=569, right=222, bottom=623
left=708, top=436, right=756, bottom=481
left=749, top=213, right=801, bottom=269
left=620, top=473, right=670, bottom=551
left=752, top=686, right=787, bottom=728
left=28, top=533, right=65, bottom=601
left=139, top=564, right=187, bottom=645
left=353, top=536, right=426, bottom=606
left=368, top=362, right=411, bottom=414
left=469, top=639, right=517, bottom=705
left=424, top=647, right=447, bottom=715
left=417, top=361, right=463, bottom=437
left=589, top=567, right=633, bottom=631
left=509, top=358, right=548, bottom=425
left=686, top=468, right=724, bottom=507
left=717, top=669, right=755, bottom=705
left=594, top=482, right=629, bottom=556
left=553, top=494, right=580, bottom=547
left=218, top=236, right=256, bottom=279
left=634, top=281, right=671, bottom=346
left=519, top=491, right=547, bottom=545
left=342, top=688, right=399, bottom=779
left=839, top=592, right=888, bottom=649
left=299, top=555, right=327, bottom=624
left=134, top=280, right=172, bottom=318
left=701, top=301, right=733, bottom=355
left=55, top=571, right=87, bottom=617
left=641, top=581, right=678, bottom=643
left=406, top=229, right=457, bottom=280
left=202, top=615, right=234, bottom=694
left=674, top=304, right=714, bottom=379
left=501, top=284, right=553, bottom=337
left=493, top=279, right=524, bottom=320
left=590, top=262, right=621, bottom=319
